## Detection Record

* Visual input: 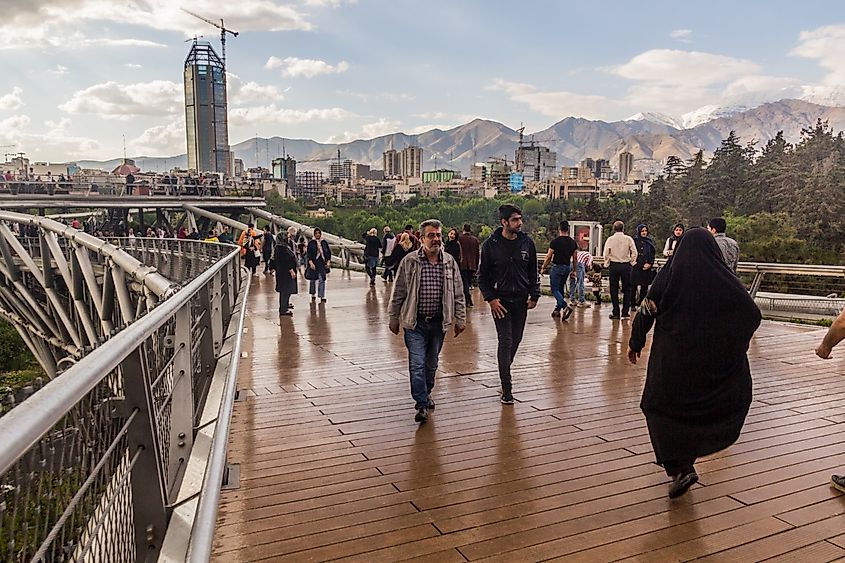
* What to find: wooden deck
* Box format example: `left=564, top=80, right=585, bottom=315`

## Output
left=212, top=270, right=845, bottom=562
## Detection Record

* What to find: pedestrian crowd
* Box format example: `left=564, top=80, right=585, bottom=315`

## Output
left=242, top=208, right=845, bottom=500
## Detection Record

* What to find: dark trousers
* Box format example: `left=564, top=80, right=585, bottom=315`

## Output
left=460, top=269, right=473, bottom=304
left=609, top=262, right=632, bottom=316
left=493, top=299, right=529, bottom=395
left=635, top=283, right=651, bottom=306
left=278, top=291, right=292, bottom=313
left=663, top=459, right=695, bottom=478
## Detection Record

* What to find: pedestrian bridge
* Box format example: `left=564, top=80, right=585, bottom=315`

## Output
left=1, top=214, right=845, bottom=562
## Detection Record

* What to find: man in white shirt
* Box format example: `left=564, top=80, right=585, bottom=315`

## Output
left=603, top=220, right=638, bottom=319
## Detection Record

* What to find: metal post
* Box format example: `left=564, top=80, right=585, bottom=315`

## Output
left=168, top=301, right=194, bottom=498
left=750, top=272, right=765, bottom=299
left=122, top=348, right=168, bottom=562
left=194, top=283, right=216, bottom=423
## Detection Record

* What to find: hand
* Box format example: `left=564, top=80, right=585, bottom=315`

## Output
left=454, top=324, right=465, bottom=337
left=627, top=347, right=641, bottom=364
left=569, top=271, right=576, bottom=279
left=308, top=260, right=315, bottom=269
left=389, top=319, right=400, bottom=335
left=666, top=250, right=673, bottom=256
left=527, top=299, right=538, bottom=310
left=816, top=343, right=832, bottom=359
left=489, top=299, right=508, bottom=319
left=643, top=263, right=652, bottom=270
left=289, top=270, right=296, bottom=279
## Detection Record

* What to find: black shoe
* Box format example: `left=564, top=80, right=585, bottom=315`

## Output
left=609, top=314, right=621, bottom=320
left=427, top=399, right=435, bottom=410
left=551, top=308, right=561, bottom=318
left=832, top=474, right=845, bottom=493
left=279, top=311, right=293, bottom=316
left=311, top=295, right=316, bottom=302
left=415, top=407, right=428, bottom=423
left=501, top=394, right=515, bottom=405
left=321, top=298, right=327, bottom=303
left=289, top=303, right=294, bottom=309
left=562, top=306, right=575, bottom=321
left=668, top=471, right=699, bottom=498
left=621, top=313, right=631, bottom=319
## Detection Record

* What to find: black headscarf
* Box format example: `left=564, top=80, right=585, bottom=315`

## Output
left=634, top=223, right=656, bottom=264
left=630, top=227, right=761, bottom=464
left=669, top=223, right=685, bottom=243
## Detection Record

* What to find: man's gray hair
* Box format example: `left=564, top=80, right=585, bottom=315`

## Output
left=419, top=218, right=442, bottom=233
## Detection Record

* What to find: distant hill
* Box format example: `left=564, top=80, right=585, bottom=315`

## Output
left=78, top=99, right=845, bottom=175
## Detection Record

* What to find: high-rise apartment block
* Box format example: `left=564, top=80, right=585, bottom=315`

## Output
left=401, top=146, right=423, bottom=179
left=619, top=151, right=634, bottom=182
left=272, top=156, right=296, bottom=188
left=383, top=149, right=400, bottom=178
left=184, top=41, right=231, bottom=174
left=516, top=143, right=557, bottom=181
left=294, top=171, right=324, bottom=200
left=329, top=159, right=353, bottom=180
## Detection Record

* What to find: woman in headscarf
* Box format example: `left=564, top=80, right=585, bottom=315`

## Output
left=663, top=223, right=685, bottom=257
left=627, top=227, right=761, bottom=498
left=272, top=229, right=298, bottom=316
left=631, top=223, right=656, bottom=305
left=306, top=228, right=331, bottom=303
left=444, top=228, right=462, bottom=264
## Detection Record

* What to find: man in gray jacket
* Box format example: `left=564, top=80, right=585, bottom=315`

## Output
left=708, top=217, right=740, bottom=273
left=389, top=219, right=466, bottom=423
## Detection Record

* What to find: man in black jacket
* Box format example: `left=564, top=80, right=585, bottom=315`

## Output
left=478, top=204, right=540, bottom=405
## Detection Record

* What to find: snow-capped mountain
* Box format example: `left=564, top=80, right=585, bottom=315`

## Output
left=680, top=104, right=753, bottom=129
left=624, top=112, right=684, bottom=130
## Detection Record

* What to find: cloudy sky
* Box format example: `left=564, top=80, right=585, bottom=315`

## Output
left=1, top=0, right=844, bottom=162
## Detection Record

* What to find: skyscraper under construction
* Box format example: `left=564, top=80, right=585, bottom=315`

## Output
left=184, top=41, right=231, bottom=174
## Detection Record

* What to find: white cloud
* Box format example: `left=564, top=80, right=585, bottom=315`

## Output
left=791, top=24, right=845, bottom=85
left=486, top=79, right=610, bottom=119
left=0, top=1, right=313, bottom=50
left=414, top=111, right=447, bottom=120
left=48, top=65, right=69, bottom=75
left=612, top=49, right=758, bottom=87
left=59, top=80, right=182, bottom=119
left=227, top=74, right=285, bottom=105
left=0, top=87, right=24, bottom=111
left=326, top=118, right=403, bottom=143
left=131, top=119, right=186, bottom=155
left=669, top=29, right=692, bottom=43
left=304, top=0, right=358, bottom=6
left=266, top=56, right=350, bottom=78
left=0, top=115, right=105, bottom=160
left=229, top=104, right=353, bottom=126
left=125, top=63, right=143, bottom=69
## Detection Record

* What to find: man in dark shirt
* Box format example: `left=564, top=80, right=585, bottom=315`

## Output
left=478, top=204, right=540, bottom=405
left=541, top=221, right=579, bottom=321
left=458, top=224, right=481, bottom=307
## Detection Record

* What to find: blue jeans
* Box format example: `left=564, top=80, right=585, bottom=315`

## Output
left=567, top=262, right=586, bottom=303
left=309, top=272, right=326, bottom=298
left=404, top=316, right=445, bottom=409
left=365, top=255, right=379, bottom=281
left=550, top=264, right=572, bottom=310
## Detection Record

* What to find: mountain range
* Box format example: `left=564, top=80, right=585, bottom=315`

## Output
left=78, top=99, right=845, bottom=176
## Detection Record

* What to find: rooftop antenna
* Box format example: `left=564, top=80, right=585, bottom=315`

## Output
left=181, top=9, right=239, bottom=71
left=122, top=134, right=127, bottom=161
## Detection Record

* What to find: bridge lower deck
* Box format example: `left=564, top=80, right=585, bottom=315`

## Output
left=213, top=271, right=845, bottom=562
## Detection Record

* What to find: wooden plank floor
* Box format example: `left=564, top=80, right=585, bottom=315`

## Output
left=212, top=270, right=845, bottom=562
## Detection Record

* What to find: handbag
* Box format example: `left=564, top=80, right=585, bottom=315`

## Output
left=304, top=265, right=318, bottom=280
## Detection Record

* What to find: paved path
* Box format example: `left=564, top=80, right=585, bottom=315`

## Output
left=213, top=270, right=845, bottom=562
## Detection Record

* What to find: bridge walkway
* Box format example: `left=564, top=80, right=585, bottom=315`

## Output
left=212, top=270, right=845, bottom=562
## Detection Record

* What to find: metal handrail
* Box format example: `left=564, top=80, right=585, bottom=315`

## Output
left=187, top=269, right=251, bottom=563
left=0, top=244, right=240, bottom=476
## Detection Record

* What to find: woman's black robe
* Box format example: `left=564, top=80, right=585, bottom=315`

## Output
left=629, top=227, right=761, bottom=465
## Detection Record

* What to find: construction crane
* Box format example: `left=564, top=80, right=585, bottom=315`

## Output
left=181, top=9, right=239, bottom=70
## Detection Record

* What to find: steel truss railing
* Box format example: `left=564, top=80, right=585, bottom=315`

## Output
left=0, top=213, right=176, bottom=378
left=0, top=236, right=248, bottom=562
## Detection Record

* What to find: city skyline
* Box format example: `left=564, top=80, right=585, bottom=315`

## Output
left=1, top=0, right=844, bottom=162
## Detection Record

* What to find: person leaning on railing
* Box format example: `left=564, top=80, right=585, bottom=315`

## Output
left=815, top=307, right=845, bottom=494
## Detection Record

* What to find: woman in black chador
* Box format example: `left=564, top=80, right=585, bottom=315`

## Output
left=627, top=227, right=761, bottom=498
